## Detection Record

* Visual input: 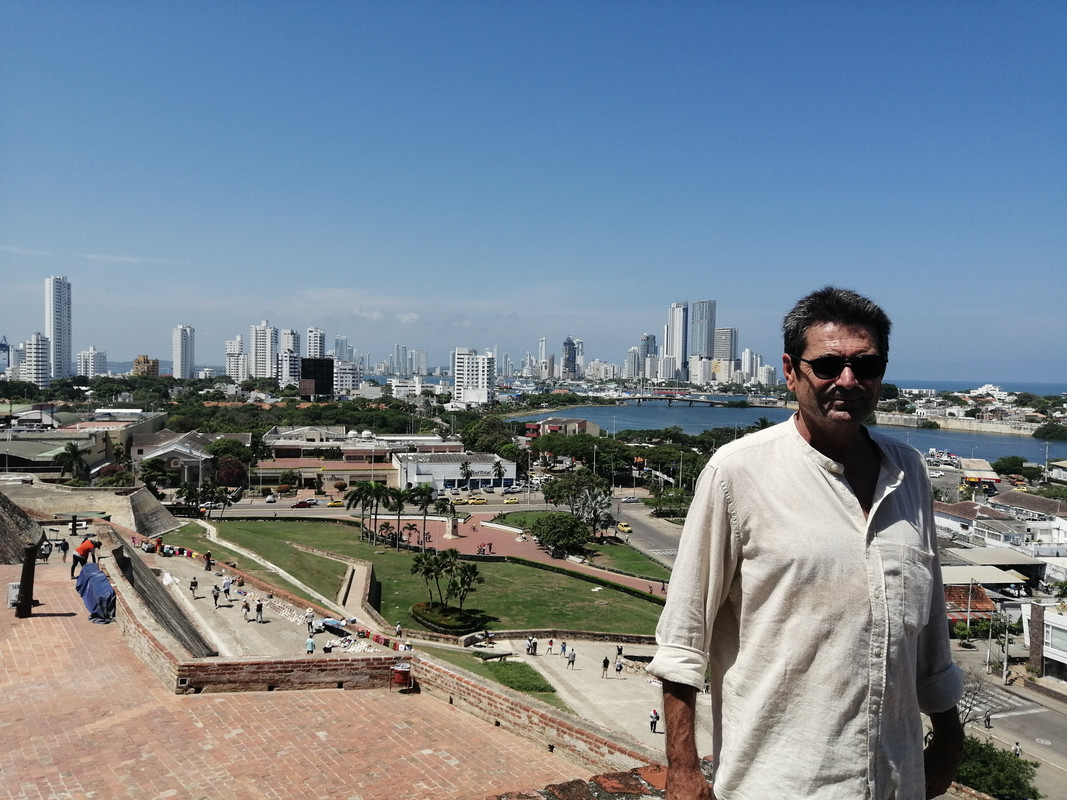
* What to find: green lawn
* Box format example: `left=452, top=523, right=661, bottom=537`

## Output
left=164, top=519, right=663, bottom=635
left=419, top=645, right=572, bottom=712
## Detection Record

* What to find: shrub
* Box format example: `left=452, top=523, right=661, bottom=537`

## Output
left=486, top=661, right=556, bottom=693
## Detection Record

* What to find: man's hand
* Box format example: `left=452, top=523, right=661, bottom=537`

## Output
left=662, top=680, right=714, bottom=800
left=923, top=707, right=964, bottom=799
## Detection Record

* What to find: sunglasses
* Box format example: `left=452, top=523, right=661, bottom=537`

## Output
left=791, top=354, right=888, bottom=381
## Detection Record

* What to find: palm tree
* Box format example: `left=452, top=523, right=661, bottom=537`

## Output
left=459, top=460, right=473, bottom=491
left=439, top=548, right=460, bottom=605
left=55, top=442, right=89, bottom=480
left=344, top=482, right=374, bottom=540
left=411, top=484, right=435, bottom=552
left=402, top=522, right=419, bottom=547
left=492, top=458, right=506, bottom=489
left=175, top=482, right=200, bottom=508
left=367, top=481, right=390, bottom=543
left=377, top=520, right=395, bottom=545
left=410, top=553, right=436, bottom=604
left=450, top=562, right=484, bottom=610
left=387, top=487, right=413, bottom=551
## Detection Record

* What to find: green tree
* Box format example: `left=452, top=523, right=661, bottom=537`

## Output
left=1033, top=423, right=1067, bottom=441
left=205, top=437, right=254, bottom=464
left=449, top=561, right=483, bottom=610
left=542, top=471, right=609, bottom=514
left=955, top=736, right=1043, bottom=800
left=410, top=552, right=439, bottom=605
left=459, top=460, right=473, bottom=490
left=278, top=468, right=301, bottom=488
left=344, top=482, right=374, bottom=540
left=492, top=458, right=506, bottom=488
left=410, top=484, right=435, bottom=551
left=214, top=455, right=248, bottom=488
left=531, top=513, right=589, bottom=556
left=575, top=488, right=613, bottom=539
left=54, top=442, right=90, bottom=479
left=387, top=487, right=413, bottom=550
left=138, top=457, right=173, bottom=490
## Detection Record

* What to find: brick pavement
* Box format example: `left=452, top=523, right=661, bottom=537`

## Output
left=0, top=560, right=588, bottom=800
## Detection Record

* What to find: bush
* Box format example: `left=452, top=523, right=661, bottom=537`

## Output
left=485, top=661, right=556, bottom=693
left=276, top=484, right=291, bottom=495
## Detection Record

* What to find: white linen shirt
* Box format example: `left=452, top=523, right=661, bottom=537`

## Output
left=648, top=418, right=962, bottom=800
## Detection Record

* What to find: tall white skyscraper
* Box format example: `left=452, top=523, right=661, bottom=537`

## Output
left=172, top=324, right=195, bottom=379
left=306, top=327, right=326, bottom=359
left=45, top=276, right=72, bottom=380
left=22, top=332, right=51, bottom=389
left=248, top=321, right=279, bottom=379
left=225, top=335, right=248, bottom=383
left=77, top=346, right=108, bottom=379
left=714, top=327, right=738, bottom=362
left=689, top=299, right=716, bottom=358
left=281, top=328, right=301, bottom=358
left=452, top=347, right=496, bottom=406
left=333, top=335, right=352, bottom=362
left=664, top=301, right=688, bottom=380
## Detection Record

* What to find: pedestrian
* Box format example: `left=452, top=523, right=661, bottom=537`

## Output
left=70, top=538, right=101, bottom=579
left=58, top=538, right=69, bottom=562
left=305, top=608, right=316, bottom=634
left=566, top=649, right=576, bottom=669
left=615, top=658, right=624, bottom=679
left=305, top=636, right=315, bottom=655
left=189, top=576, right=198, bottom=598
left=560, top=641, right=567, bottom=658
left=255, top=598, right=264, bottom=623
left=616, top=644, right=624, bottom=657
left=983, top=710, right=992, bottom=729
left=242, top=599, right=250, bottom=621
left=38, top=539, right=53, bottom=562
left=222, top=576, right=232, bottom=601
left=650, top=709, right=660, bottom=733
left=203, top=551, right=212, bottom=571
left=211, top=585, right=221, bottom=608
left=525, top=637, right=531, bottom=655
left=395, top=622, right=402, bottom=637
left=487, top=542, right=493, bottom=554
left=1013, top=742, right=1022, bottom=758
left=649, top=288, right=964, bottom=799
left=531, top=636, right=538, bottom=655
left=648, top=584, right=653, bottom=593
left=546, top=639, right=553, bottom=655
left=660, top=580, right=666, bottom=593
left=602, top=656, right=609, bottom=678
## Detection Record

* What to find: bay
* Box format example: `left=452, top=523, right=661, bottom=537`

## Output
left=512, top=403, right=1067, bottom=466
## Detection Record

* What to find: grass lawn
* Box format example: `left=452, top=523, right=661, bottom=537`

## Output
left=584, top=539, right=672, bottom=581
left=166, top=519, right=663, bottom=635
left=419, top=645, right=572, bottom=712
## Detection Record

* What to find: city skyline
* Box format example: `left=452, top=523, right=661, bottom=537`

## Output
left=1, top=4, right=1063, bottom=383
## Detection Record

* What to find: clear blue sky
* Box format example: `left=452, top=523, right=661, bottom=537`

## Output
left=2, top=2, right=1063, bottom=383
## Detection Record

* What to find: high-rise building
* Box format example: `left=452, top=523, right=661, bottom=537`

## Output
left=637, top=333, right=657, bottom=378
left=664, top=302, right=688, bottom=380
left=306, top=327, right=326, bottom=359
left=278, top=349, right=301, bottom=388
left=714, top=327, right=738, bottom=362
left=623, top=347, right=641, bottom=379
left=333, top=335, right=352, bottom=363
left=281, top=329, right=300, bottom=358
left=573, top=338, right=585, bottom=379
left=452, top=347, right=496, bottom=406
left=225, top=335, right=247, bottom=383
left=537, top=337, right=548, bottom=380
left=689, top=300, right=716, bottom=358
left=21, top=332, right=51, bottom=389
left=249, top=320, right=279, bottom=379
left=45, top=276, right=72, bottom=380
left=561, top=337, right=577, bottom=380
left=171, top=324, right=195, bottom=379
left=132, top=355, right=160, bottom=377
left=77, top=346, right=107, bottom=379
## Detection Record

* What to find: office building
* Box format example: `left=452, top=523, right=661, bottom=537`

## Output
left=249, top=320, right=279, bottom=379
left=278, top=349, right=301, bottom=388
left=561, top=337, right=577, bottom=380
left=132, top=355, right=159, bottom=377
left=45, top=276, right=72, bottom=380
left=573, top=338, right=585, bottom=378
left=225, top=335, right=248, bottom=383
left=623, top=347, right=641, bottom=379
left=333, top=360, right=362, bottom=397
left=172, top=324, right=195, bottom=379
left=334, top=335, right=352, bottom=363
left=664, top=302, right=688, bottom=380
left=300, top=357, right=334, bottom=400
left=689, top=299, right=716, bottom=358
left=77, top=346, right=108, bottom=379
left=452, top=347, right=496, bottom=406
left=306, top=327, right=326, bottom=359
left=714, top=327, right=738, bottom=362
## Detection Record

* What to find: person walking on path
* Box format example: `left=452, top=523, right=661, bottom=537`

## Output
left=395, top=622, right=402, bottom=637
left=70, top=538, right=100, bottom=579
left=211, top=585, right=221, bottom=608
left=531, top=636, right=538, bottom=655
left=559, top=641, right=567, bottom=658
left=189, top=576, right=198, bottom=599
left=602, top=657, right=610, bottom=678
left=566, top=649, right=576, bottom=669
left=615, top=658, right=624, bottom=679
left=546, top=639, right=553, bottom=655
left=255, top=598, right=264, bottom=623
left=222, top=576, right=232, bottom=601
left=58, top=538, right=69, bottom=562
left=650, top=709, right=660, bottom=733
left=305, top=636, right=315, bottom=655
left=305, top=609, right=316, bottom=634
left=241, top=599, right=250, bottom=621
left=203, top=551, right=213, bottom=572
left=1013, top=742, right=1022, bottom=758
left=983, top=710, right=992, bottom=729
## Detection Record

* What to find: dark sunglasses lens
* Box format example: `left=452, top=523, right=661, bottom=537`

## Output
left=850, top=356, right=887, bottom=379
left=808, top=357, right=846, bottom=379
left=807, top=356, right=886, bottom=379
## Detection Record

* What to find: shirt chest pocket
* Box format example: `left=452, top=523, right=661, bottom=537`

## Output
left=881, top=543, right=935, bottom=633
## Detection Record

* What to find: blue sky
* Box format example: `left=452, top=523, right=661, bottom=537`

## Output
left=1, top=2, right=1063, bottom=384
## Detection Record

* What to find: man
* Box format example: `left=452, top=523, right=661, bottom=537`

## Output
left=70, top=538, right=101, bottom=579
left=648, top=287, right=963, bottom=800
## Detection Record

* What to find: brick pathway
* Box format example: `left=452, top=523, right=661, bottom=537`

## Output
left=0, top=561, right=587, bottom=800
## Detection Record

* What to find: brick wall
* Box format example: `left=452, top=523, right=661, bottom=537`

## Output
left=175, top=653, right=404, bottom=694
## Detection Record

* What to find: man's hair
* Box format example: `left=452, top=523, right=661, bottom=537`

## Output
left=782, top=286, right=892, bottom=357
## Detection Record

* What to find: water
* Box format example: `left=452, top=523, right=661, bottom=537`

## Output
left=512, top=403, right=1067, bottom=465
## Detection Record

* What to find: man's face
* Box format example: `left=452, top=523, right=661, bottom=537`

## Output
left=782, top=322, right=883, bottom=436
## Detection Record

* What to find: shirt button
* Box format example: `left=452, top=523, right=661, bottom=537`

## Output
left=829, top=464, right=843, bottom=474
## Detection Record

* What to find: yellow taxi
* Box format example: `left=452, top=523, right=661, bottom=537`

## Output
left=468, top=497, right=488, bottom=505
left=327, top=500, right=343, bottom=507
left=617, top=522, right=633, bottom=534
left=503, top=497, right=519, bottom=504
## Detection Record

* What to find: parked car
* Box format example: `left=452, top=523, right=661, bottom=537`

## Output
left=929, top=471, right=945, bottom=478
left=504, top=486, right=521, bottom=494
left=265, top=494, right=276, bottom=503
left=617, top=522, right=633, bottom=533
left=291, top=499, right=313, bottom=508
left=469, top=497, right=487, bottom=505
left=450, top=488, right=461, bottom=496
left=483, top=486, right=494, bottom=493
left=621, top=496, right=639, bottom=503
left=452, top=497, right=468, bottom=505
left=326, top=500, right=343, bottom=507
left=504, top=497, right=519, bottom=504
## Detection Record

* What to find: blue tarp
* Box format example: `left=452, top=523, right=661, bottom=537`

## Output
left=74, top=563, right=116, bottom=623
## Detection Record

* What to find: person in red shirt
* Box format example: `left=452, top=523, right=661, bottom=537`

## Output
left=71, top=538, right=101, bottom=579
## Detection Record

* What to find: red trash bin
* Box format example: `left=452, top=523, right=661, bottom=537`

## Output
left=391, top=662, right=411, bottom=688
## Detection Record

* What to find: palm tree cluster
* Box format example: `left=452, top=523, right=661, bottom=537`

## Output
left=344, top=481, right=436, bottom=550
left=410, top=548, right=484, bottom=611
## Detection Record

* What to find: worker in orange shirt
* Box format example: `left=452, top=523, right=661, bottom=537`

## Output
left=71, top=538, right=101, bottom=579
